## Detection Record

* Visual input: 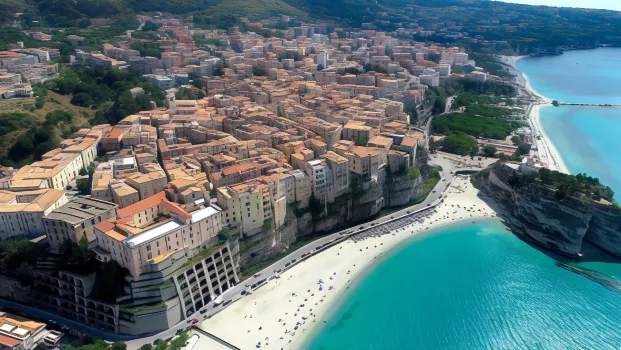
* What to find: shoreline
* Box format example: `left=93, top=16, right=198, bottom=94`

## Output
left=529, top=104, right=570, bottom=174
left=199, top=176, right=501, bottom=350
left=508, top=55, right=570, bottom=174
left=507, top=55, right=553, bottom=103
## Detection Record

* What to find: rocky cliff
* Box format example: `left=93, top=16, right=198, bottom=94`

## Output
left=472, top=163, right=621, bottom=259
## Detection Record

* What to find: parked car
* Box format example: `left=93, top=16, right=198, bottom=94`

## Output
left=191, top=318, right=199, bottom=324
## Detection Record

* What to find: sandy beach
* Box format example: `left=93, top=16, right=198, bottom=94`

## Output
left=200, top=176, right=499, bottom=350
left=505, top=55, right=570, bottom=174
left=529, top=104, right=570, bottom=174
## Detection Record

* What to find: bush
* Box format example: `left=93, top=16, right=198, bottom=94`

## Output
left=71, top=92, right=92, bottom=106
left=217, top=227, right=230, bottom=241
left=409, top=166, right=421, bottom=179
left=45, top=110, right=73, bottom=125
left=483, top=145, right=497, bottom=157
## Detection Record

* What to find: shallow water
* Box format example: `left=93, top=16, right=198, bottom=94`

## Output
left=307, top=221, right=621, bottom=349
left=517, top=48, right=621, bottom=199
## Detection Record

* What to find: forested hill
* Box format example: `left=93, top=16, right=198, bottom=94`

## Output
left=3, top=0, right=621, bottom=53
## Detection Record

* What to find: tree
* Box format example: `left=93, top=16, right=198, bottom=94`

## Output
left=252, top=66, right=267, bottom=76
left=441, top=131, right=478, bottom=156
left=77, top=179, right=90, bottom=194
left=263, top=219, right=273, bottom=230
left=483, top=145, right=497, bottom=157
left=169, top=333, right=189, bottom=350
left=409, top=166, right=421, bottom=179
left=111, top=342, right=127, bottom=350
left=79, top=168, right=88, bottom=176
left=0, top=239, right=40, bottom=268
left=429, top=137, right=439, bottom=152
left=154, top=340, right=168, bottom=350
left=140, top=344, right=153, bottom=350
left=218, top=227, right=230, bottom=241
left=72, top=236, right=91, bottom=263
left=71, top=92, right=92, bottom=107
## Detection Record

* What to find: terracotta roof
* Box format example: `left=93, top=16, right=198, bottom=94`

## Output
left=118, top=192, right=166, bottom=219
left=0, top=334, right=21, bottom=348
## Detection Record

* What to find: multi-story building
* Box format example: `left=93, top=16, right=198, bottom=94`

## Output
left=125, top=164, right=168, bottom=200
left=336, top=146, right=384, bottom=182
left=342, top=121, right=377, bottom=144
left=43, top=197, right=118, bottom=253
left=0, top=312, right=54, bottom=350
left=320, top=151, right=350, bottom=198
left=110, top=181, right=140, bottom=208
left=11, top=152, right=85, bottom=190
left=289, top=169, right=312, bottom=208
left=0, top=189, right=67, bottom=240
left=217, top=180, right=269, bottom=236
left=305, top=159, right=333, bottom=203
left=93, top=192, right=223, bottom=279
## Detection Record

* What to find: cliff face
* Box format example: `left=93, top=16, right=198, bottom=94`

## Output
left=472, top=163, right=621, bottom=259
left=384, top=173, right=423, bottom=207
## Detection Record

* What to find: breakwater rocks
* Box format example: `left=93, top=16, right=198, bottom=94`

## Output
left=472, top=162, right=621, bottom=259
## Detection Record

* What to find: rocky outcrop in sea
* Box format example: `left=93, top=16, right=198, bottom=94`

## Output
left=472, top=162, right=621, bottom=259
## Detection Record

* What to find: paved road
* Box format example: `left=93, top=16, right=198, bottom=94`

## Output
left=124, top=162, right=456, bottom=349
left=424, top=95, right=455, bottom=149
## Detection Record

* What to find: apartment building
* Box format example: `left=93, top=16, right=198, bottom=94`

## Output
left=289, top=170, right=312, bottom=208
left=335, top=146, right=384, bottom=182
left=320, top=151, right=350, bottom=198
left=0, top=189, right=67, bottom=240
left=125, top=164, right=168, bottom=200
left=110, top=181, right=140, bottom=209
left=342, top=121, right=378, bottom=143
left=43, top=197, right=118, bottom=253
left=11, top=152, right=84, bottom=190
left=387, top=150, right=410, bottom=173
left=305, top=159, right=333, bottom=203
left=0, top=312, right=52, bottom=350
left=93, top=192, right=223, bottom=279
left=216, top=178, right=281, bottom=236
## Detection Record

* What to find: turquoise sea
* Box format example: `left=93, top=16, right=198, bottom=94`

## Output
left=307, top=49, right=621, bottom=349
left=516, top=48, right=621, bottom=198
left=307, top=221, right=621, bottom=349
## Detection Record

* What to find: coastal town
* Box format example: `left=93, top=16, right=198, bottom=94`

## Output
left=0, top=8, right=611, bottom=350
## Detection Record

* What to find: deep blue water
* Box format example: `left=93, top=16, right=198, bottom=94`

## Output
left=517, top=48, right=621, bottom=199
left=307, top=221, right=621, bottom=349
